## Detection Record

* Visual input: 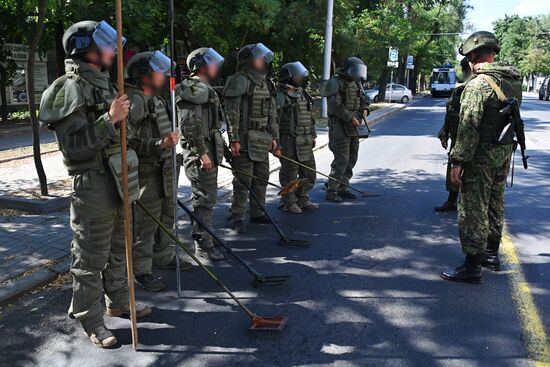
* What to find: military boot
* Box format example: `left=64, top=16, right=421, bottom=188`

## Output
left=435, top=192, right=458, bottom=212
left=196, top=246, right=225, bottom=261
left=326, top=191, right=342, bottom=203
left=106, top=303, right=153, bottom=318
left=84, top=323, right=117, bottom=349
left=156, top=256, right=193, bottom=272
left=299, top=200, right=319, bottom=210
left=338, top=190, right=357, bottom=200
left=482, top=241, right=501, bottom=271
left=135, top=274, right=166, bottom=292
left=233, top=220, right=246, bottom=234
left=287, top=203, right=303, bottom=214
left=440, top=254, right=483, bottom=284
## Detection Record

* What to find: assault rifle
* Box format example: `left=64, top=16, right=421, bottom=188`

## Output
left=498, top=97, right=528, bottom=169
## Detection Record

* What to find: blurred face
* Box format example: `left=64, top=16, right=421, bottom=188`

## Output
left=251, top=57, right=267, bottom=72
left=205, top=63, right=221, bottom=80
left=84, top=48, right=116, bottom=70
left=292, top=75, right=305, bottom=87
left=150, top=71, right=167, bottom=89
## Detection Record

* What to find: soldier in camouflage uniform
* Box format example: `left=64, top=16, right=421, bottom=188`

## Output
left=38, top=20, right=151, bottom=348
left=435, top=57, right=472, bottom=212
left=223, top=43, right=280, bottom=233
left=276, top=61, right=318, bottom=214
left=441, top=31, right=523, bottom=283
left=176, top=47, right=226, bottom=261
left=320, top=57, right=369, bottom=203
left=125, top=51, right=191, bottom=292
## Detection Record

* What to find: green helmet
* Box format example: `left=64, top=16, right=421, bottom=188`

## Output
left=279, top=61, right=309, bottom=83
left=237, top=43, right=274, bottom=64
left=126, top=50, right=173, bottom=80
left=344, top=57, right=367, bottom=81
left=459, top=31, right=500, bottom=56
left=187, top=47, right=225, bottom=72
left=62, top=20, right=125, bottom=55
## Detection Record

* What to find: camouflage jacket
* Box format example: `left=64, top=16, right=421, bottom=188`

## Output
left=450, top=63, right=522, bottom=165
left=438, top=83, right=466, bottom=142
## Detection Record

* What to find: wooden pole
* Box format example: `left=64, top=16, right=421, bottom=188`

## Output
left=115, top=0, right=138, bottom=350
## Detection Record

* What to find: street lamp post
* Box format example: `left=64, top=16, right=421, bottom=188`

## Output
left=321, top=0, right=334, bottom=118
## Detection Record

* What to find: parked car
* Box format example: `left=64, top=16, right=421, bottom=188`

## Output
left=365, top=83, right=412, bottom=103
left=539, top=76, right=550, bottom=101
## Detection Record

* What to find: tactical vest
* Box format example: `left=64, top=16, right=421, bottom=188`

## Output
left=476, top=74, right=522, bottom=144
left=445, top=84, right=465, bottom=140
left=244, top=78, right=274, bottom=132
left=279, top=87, right=313, bottom=135
left=342, top=80, right=362, bottom=112
left=62, top=70, right=139, bottom=201
left=150, top=96, right=173, bottom=159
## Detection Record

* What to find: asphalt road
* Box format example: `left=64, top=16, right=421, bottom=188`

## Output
left=1, top=95, right=548, bottom=367
left=0, top=130, right=56, bottom=151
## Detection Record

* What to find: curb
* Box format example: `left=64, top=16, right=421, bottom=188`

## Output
left=0, top=149, right=58, bottom=164
left=0, top=101, right=411, bottom=304
left=0, top=257, right=71, bottom=304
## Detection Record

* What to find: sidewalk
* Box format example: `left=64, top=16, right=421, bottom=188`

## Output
left=0, top=101, right=410, bottom=302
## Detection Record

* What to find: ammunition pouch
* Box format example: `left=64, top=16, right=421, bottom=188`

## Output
left=247, top=129, right=272, bottom=162
left=107, top=149, right=140, bottom=202
left=294, top=132, right=314, bottom=162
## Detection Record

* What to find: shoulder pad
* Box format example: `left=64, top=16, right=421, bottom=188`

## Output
left=223, top=72, right=249, bottom=97
left=39, top=75, right=84, bottom=126
left=319, top=77, right=340, bottom=97
left=176, top=79, right=209, bottom=104
left=128, top=91, right=149, bottom=123
left=275, top=90, right=286, bottom=108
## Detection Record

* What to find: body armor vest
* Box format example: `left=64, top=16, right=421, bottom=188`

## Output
left=343, top=80, right=361, bottom=112
left=150, top=96, right=172, bottom=159
left=477, top=74, right=522, bottom=144
left=246, top=79, right=272, bottom=131
left=279, top=87, right=313, bottom=135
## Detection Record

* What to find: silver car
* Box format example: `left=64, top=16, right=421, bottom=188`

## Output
left=365, top=83, right=413, bottom=103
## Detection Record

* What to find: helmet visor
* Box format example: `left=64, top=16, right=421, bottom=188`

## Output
left=290, top=61, right=309, bottom=78
left=251, top=43, right=274, bottom=63
left=348, top=63, right=367, bottom=80
left=93, top=20, right=126, bottom=51
left=149, top=50, right=174, bottom=73
left=203, top=47, right=225, bottom=66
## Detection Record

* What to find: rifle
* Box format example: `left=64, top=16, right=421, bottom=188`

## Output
left=498, top=97, right=528, bottom=169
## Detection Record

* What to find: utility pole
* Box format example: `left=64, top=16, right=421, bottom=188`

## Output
left=320, top=0, right=334, bottom=118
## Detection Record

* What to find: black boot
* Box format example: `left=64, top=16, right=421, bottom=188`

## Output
left=435, top=192, right=458, bottom=212
left=441, top=254, right=482, bottom=284
left=482, top=241, right=501, bottom=271
left=250, top=214, right=273, bottom=224
left=135, top=274, right=166, bottom=292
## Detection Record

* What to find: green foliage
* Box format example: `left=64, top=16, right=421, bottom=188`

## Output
left=8, top=109, right=32, bottom=120
left=494, top=14, right=550, bottom=76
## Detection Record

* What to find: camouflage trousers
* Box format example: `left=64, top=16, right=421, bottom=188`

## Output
left=230, top=152, right=269, bottom=221
left=133, top=164, right=164, bottom=276
left=68, top=170, right=129, bottom=329
left=328, top=121, right=359, bottom=192
left=279, top=134, right=316, bottom=207
left=458, top=145, right=512, bottom=255
left=183, top=150, right=218, bottom=250
left=152, top=156, right=181, bottom=268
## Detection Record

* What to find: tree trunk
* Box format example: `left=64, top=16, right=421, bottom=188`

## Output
left=378, top=67, right=389, bottom=101
left=28, top=0, right=48, bottom=196
left=54, top=20, right=65, bottom=77
left=0, top=73, right=8, bottom=122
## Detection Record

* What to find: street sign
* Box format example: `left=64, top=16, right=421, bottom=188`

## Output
left=387, top=61, right=398, bottom=68
left=406, top=64, right=414, bottom=70
left=406, top=55, right=413, bottom=65
left=388, top=47, right=399, bottom=62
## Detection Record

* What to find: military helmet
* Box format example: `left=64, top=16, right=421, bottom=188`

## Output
left=279, top=61, right=309, bottom=82
left=344, top=57, right=367, bottom=81
left=126, top=50, right=173, bottom=80
left=237, top=43, right=274, bottom=64
left=63, top=20, right=125, bottom=55
left=187, top=47, right=225, bottom=72
left=459, top=31, right=500, bottom=56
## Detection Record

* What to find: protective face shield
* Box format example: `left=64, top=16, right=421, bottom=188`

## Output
left=92, top=20, right=126, bottom=51
left=203, top=47, right=225, bottom=67
left=347, top=63, right=367, bottom=81
left=289, top=61, right=309, bottom=78
left=149, top=51, right=174, bottom=74
left=251, top=43, right=274, bottom=63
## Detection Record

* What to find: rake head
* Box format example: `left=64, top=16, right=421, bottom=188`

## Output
left=279, top=237, right=311, bottom=248
left=250, top=315, right=288, bottom=331
left=278, top=178, right=308, bottom=196
left=253, top=274, right=292, bottom=287
left=361, top=191, right=382, bottom=197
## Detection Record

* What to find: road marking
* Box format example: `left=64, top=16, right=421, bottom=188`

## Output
left=501, top=233, right=550, bottom=366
